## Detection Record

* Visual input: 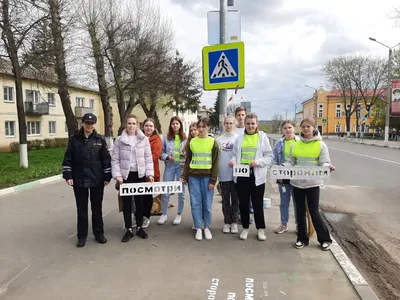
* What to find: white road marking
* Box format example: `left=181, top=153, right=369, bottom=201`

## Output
left=329, top=147, right=400, bottom=165
left=0, top=263, right=31, bottom=296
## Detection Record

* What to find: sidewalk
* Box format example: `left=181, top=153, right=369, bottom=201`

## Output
left=325, top=135, right=400, bottom=150
left=0, top=179, right=361, bottom=300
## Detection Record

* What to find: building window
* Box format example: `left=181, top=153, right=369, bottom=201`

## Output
left=335, top=104, right=342, bottom=118
left=26, top=89, right=40, bottom=104
left=76, top=97, right=85, bottom=107
left=318, top=103, right=323, bottom=118
left=89, top=99, right=95, bottom=109
left=27, top=121, right=41, bottom=136
left=5, top=121, right=15, bottom=137
left=4, top=87, right=14, bottom=102
left=364, top=125, right=370, bottom=133
left=48, top=93, right=56, bottom=106
left=335, top=124, right=341, bottom=133
left=49, top=121, right=56, bottom=135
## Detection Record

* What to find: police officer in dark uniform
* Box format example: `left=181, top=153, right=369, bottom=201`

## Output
left=62, top=113, right=112, bottom=248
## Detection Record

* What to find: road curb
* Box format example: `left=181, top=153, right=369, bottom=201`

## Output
left=328, top=227, right=380, bottom=300
left=325, top=136, right=400, bottom=150
left=0, top=174, right=63, bottom=198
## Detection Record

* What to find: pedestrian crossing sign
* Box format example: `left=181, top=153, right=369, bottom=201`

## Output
left=202, top=42, right=245, bottom=90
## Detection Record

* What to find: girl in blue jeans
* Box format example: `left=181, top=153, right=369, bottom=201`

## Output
left=272, top=120, right=299, bottom=234
left=181, top=117, right=220, bottom=241
left=158, top=116, right=187, bottom=226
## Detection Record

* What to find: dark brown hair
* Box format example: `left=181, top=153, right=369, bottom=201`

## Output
left=235, top=106, right=246, bottom=117
left=300, top=118, right=318, bottom=137
left=142, top=118, right=158, bottom=136
left=197, top=117, right=211, bottom=127
left=280, top=120, right=295, bottom=129
left=167, top=116, right=186, bottom=140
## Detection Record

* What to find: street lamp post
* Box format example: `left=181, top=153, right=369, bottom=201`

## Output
left=305, top=85, right=318, bottom=124
left=369, top=37, right=400, bottom=146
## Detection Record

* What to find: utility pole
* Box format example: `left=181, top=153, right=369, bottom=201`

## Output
left=369, top=37, right=400, bottom=146
left=385, top=49, right=392, bottom=146
left=218, top=0, right=228, bottom=133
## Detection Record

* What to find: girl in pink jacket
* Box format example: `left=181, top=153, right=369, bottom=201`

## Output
left=111, top=114, right=154, bottom=242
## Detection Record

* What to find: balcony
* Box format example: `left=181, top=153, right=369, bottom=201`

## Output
left=75, top=106, right=93, bottom=118
left=24, top=101, right=49, bottom=115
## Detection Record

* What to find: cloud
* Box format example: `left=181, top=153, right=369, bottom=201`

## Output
left=162, top=0, right=400, bottom=120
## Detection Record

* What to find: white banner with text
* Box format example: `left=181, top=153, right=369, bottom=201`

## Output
left=120, top=181, right=182, bottom=196
left=269, top=165, right=330, bottom=180
left=233, top=164, right=250, bottom=177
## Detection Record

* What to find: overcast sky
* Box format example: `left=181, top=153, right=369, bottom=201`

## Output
left=158, top=0, right=400, bottom=120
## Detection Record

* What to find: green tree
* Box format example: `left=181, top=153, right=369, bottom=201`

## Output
left=210, top=93, right=219, bottom=128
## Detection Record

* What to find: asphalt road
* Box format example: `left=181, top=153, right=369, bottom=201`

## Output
left=319, top=139, right=400, bottom=299
left=0, top=173, right=359, bottom=299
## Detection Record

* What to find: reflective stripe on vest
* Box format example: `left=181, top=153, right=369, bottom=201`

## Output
left=291, top=140, right=321, bottom=166
left=174, top=135, right=180, bottom=162
left=189, top=137, right=214, bottom=169
left=240, top=133, right=259, bottom=164
left=284, top=139, right=296, bottom=162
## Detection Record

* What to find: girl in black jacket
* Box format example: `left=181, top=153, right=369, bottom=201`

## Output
left=62, top=113, right=112, bottom=248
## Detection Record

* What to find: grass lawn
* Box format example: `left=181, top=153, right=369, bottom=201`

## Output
left=0, top=147, right=66, bottom=189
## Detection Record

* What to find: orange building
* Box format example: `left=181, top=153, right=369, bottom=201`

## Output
left=301, top=88, right=383, bottom=135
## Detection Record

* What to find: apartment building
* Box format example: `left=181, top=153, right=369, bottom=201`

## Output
left=0, top=68, right=102, bottom=151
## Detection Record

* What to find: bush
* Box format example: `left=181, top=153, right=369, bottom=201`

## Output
left=8, top=137, right=68, bottom=152
left=43, top=138, right=56, bottom=149
left=9, top=142, right=19, bottom=152
left=54, top=138, right=68, bottom=148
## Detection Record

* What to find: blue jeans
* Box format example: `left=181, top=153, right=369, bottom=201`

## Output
left=278, top=183, right=297, bottom=225
left=161, top=162, right=186, bottom=214
left=188, top=176, right=214, bottom=229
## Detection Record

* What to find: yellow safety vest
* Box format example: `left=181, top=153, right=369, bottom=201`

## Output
left=284, top=139, right=296, bottom=162
left=174, top=135, right=181, bottom=162
left=240, top=133, right=259, bottom=164
left=291, top=140, right=321, bottom=166
left=189, top=137, right=214, bottom=169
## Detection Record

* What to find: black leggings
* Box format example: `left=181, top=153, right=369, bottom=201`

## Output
left=293, top=186, right=332, bottom=245
left=122, top=172, right=145, bottom=228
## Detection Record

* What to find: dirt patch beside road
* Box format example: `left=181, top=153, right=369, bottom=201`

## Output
left=322, top=207, right=400, bottom=300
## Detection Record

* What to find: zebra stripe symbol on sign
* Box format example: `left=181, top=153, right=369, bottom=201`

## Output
left=210, top=52, right=237, bottom=79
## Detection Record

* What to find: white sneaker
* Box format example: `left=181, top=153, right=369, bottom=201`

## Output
left=173, top=215, right=182, bottom=225
left=222, top=224, right=231, bottom=233
left=204, top=228, right=212, bottom=240
left=321, top=242, right=332, bottom=251
left=158, top=214, right=167, bottom=225
left=239, top=229, right=249, bottom=240
left=195, top=229, right=203, bottom=241
left=257, top=229, right=266, bottom=241
left=230, top=223, right=238, bottom=234
left=275, top=223, right=288, bottom=234
left=142, top=217, right=150, bottom=228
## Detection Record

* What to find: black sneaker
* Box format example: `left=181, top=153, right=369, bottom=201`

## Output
left=136, top=228, right=148, bottom=239
left=95, top=235, right=107, bottom=244
left=321, top=242, right=332, bottom=251
left=121, top=229, right=134, bottom=243
left=76, top=239, right=86, bottom=248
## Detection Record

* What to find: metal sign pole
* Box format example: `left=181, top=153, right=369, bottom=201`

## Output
left=218, top=0, right=228, bottom=133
